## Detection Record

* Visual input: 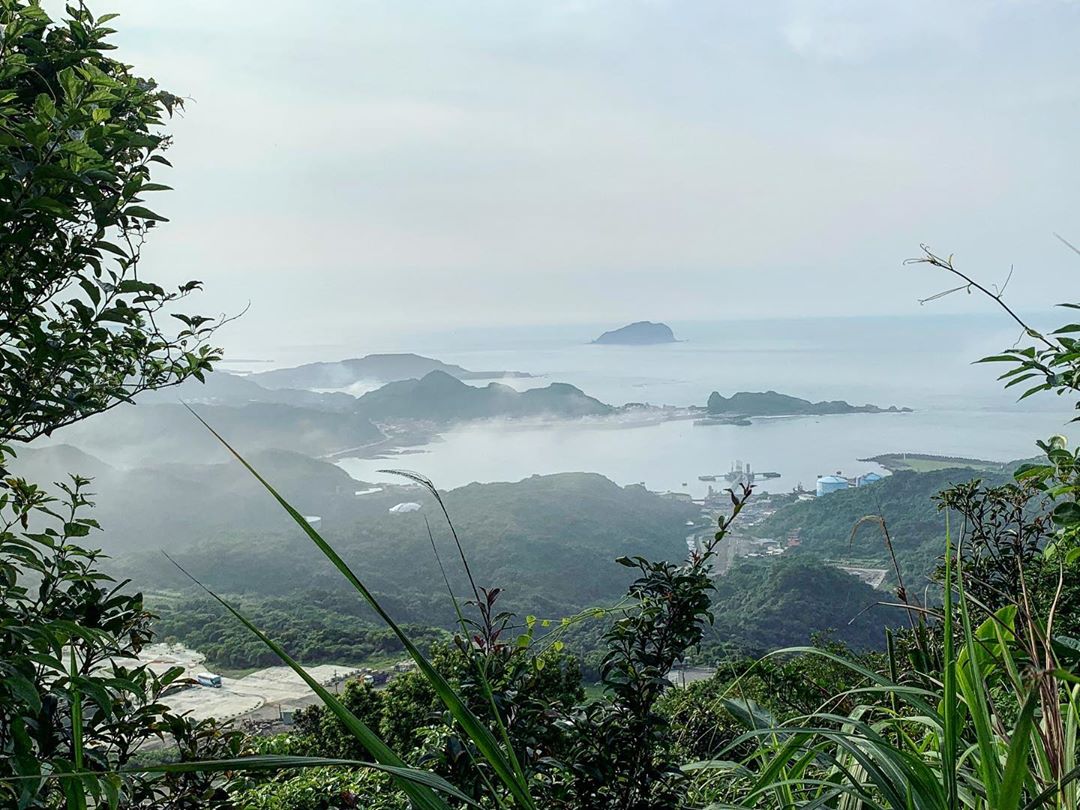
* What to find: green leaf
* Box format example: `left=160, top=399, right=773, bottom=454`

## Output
left=123, top=205, right=168, bottom=222
left=25, top=197, right=72, bottom=217
left=3, top=673, right=41, bottom=714
left=1052, top=501, right=1080, bottom=527
left=722, top=697, right=775, bottom=730
left=1052, top=635, right=1080, bottom=665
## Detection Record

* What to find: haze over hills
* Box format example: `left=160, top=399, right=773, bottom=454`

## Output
left=45, top=365, right=616, bottom=464
left=251, top=352, right=531, bottom=390
left=50, top=402, right=386, bottom=465
left=8, top=4, right=1074, bottom=805
left=139, top=368, right=360, bottom=411
left=41, top=352, right=922, bottom=481
left=10, top=444, right=381, bottom=553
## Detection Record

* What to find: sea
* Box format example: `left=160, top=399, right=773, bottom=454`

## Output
left=234, top=313, right=1076, bottom=498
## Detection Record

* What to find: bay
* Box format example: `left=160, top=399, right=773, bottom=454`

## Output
left=330, top=313, right=1073, bottom=496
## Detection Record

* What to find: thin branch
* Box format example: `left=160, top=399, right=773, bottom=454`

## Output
left=906, top=245, right=1055, bottom=349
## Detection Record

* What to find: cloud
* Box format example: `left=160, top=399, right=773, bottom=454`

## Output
left=72, top=0, right=1080, bottom=349
left=780, top=0, right=985, bottom=63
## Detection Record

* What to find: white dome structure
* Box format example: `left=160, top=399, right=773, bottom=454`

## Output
left=816, top=475, right=850, bottom=497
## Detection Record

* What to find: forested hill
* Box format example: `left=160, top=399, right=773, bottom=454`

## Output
left=128, top=469, right=901, bottom=670
left=758, top=466, right=1013, bottom=585
left=708, top=558, right=896, bottom=653
left=119, top=472, right=698, bottom=623
left=353, top=371, right=613, bottom=421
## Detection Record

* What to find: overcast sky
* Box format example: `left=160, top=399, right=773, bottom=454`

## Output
left=104, top=0, right=1079, bottom=351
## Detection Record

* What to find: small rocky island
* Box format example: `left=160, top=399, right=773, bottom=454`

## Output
left=592, top=321, right=677, bottom=345
left=700, top=390, right=911, bottom=422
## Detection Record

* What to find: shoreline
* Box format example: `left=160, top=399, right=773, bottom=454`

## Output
left=327, top=406, right=916, bottom=463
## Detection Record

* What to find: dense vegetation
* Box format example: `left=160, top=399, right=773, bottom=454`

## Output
left=153, top=596, right=447, bottom=671
left=144, top=554, right=896, bottom=674
left=758, top=466, right=1013, bottom=587
left=116, top=472, right=696, bottom=619
left=706, top=557, right=893, bottom=653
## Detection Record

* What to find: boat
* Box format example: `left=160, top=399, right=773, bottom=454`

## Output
left=698, top=474, right=717, bottom=482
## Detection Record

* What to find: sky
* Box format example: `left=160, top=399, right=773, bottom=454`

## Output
left=98, top=0, right=1080, bottom=353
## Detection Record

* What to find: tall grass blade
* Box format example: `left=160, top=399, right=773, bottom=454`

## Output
left=167, top=556, right=453, bottom=810
left=383, top=469, right=531, bottom=791
left=1000, top=691, right=1039, bottom=810
left=188, top=407, right=536, bottom=809
left=953, top=520, right=1004, bottom=807
left=67, top=648, right=87, bottom=810
left=942, top=514, right=959, bottom=808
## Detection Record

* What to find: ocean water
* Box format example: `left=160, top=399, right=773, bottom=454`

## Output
left=328, top=314, right=1076, bottom=495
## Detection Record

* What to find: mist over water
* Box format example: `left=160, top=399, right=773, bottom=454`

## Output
left=325, top=313, right=1073, bottom=495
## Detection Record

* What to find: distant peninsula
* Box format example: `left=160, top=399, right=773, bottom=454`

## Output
left=858, top=453, right=1008, bottom=474
left=252, top=353, right=531, bottom=390
left=704, top=390, right=912, bottom=419
left=592, top=321, right=677, bottom=345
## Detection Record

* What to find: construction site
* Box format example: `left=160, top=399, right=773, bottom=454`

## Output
left=112, top=644, right=406, bottom=727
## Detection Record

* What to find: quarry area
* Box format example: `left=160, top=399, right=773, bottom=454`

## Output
left=112, top=643, right=389, bottom=725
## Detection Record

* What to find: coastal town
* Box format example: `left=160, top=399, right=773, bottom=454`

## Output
left=674, top=461, right=890, bottom=584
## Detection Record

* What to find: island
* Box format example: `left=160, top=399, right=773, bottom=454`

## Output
left=703, top=390, right=911, bottom=419
left=252, top=353, right=531, bottom=390
left=592, top=321, right=677, bottom=345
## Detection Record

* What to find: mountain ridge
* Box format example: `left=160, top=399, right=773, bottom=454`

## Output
left=252, top=352, right=531, bottom=390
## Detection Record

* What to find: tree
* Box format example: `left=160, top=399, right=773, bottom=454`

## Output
left=546, top=487, right=753, bottom=810
left=0, top=2, right=230, bottom=806
left=0, top=0, right=221, bottom=446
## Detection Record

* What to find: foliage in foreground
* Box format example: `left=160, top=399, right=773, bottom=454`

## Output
left=0, top=0, right=220, bottom=444
left=676, top=250, right=1080, bottom=809
left=0, top=2, right=232, bottom=805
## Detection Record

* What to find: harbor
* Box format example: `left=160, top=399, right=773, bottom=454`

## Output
left=675, top=460, right=889, bottom=586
